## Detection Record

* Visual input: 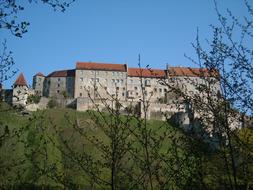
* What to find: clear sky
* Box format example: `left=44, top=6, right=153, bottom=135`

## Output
left=1, top=0, right=246, bottom=88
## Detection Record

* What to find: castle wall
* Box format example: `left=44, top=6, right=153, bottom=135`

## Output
left=75, top=69, right=127, bottom=101
left=32, top=75, right=45, bottom=96
left=127, top=76, right=169, bottom=102
left=170, top=76, right=221, bottom=97
left=43, top=76, right=74, bottom=98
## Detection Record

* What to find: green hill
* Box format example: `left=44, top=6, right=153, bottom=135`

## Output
left=0, top=102, right=252, bottom=189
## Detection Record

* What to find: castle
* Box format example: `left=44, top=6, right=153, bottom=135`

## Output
left=1, top=61, right=221, bottom=122
left=31, top=62, right=220, bottom=102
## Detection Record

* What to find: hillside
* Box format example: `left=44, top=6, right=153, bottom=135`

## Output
left=0, top=102, right=252, bottom=189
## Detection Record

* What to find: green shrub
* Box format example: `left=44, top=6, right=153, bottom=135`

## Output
left=27, top=94, right=41, bottom=104
left=47, top=98, right=58, bottom=108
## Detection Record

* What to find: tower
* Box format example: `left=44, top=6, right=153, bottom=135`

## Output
left=32, top=72, right=45, bottom=96
left=12, top=73, right=29, bottom=107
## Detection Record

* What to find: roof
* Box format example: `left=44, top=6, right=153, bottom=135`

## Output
left=47, top=69, right=75, bottom=77
left=76, top=62, right=127, bottom=72
left=34, top=72, right=45, bottom=77
left=168, top=67, right=219, bottom=78
left=14, top=73, right=28, bottom=86
left=128, top=68, right=166, bottom=78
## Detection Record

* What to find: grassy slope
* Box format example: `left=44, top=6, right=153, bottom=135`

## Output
left=0, top=102, right=203, bottom=189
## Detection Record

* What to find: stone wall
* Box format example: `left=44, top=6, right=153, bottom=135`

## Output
left=44, top=76, right=75, bottom=98
left=33, top=75, right=45, bottom=96
left=127, top=76, right=168, bottom=102
left=75, top=69, right=127, bottom=101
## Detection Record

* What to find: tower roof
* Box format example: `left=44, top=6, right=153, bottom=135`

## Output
left=34, top=72, right=45, bottom=77
left=14, top=73, right=28, bottom=86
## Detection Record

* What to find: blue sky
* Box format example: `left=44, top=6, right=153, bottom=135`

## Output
left=1, top=0, right=246, bottom=88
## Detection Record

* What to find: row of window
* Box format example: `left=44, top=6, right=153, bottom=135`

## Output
left=79, top=92, right=126, bottom=97
left=80, top=70, right=125, bottom=76
left=79, top=77, right=125, bottom=84
left=79, top=86, right=126, bottom=91
left=78, top=84, right=167, bottom=93
left=128, top=79, right=151, bottom=84
left=128, top=88, right=166, bottom=95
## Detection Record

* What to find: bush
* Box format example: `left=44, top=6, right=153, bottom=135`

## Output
left=27, top=94, right=41, bottom=104
left=47, top=98, right=58, bottom=108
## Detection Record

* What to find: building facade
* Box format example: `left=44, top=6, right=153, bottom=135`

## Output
left=30, top=62, right=220, bottom=105
left=43, top=69, right=75, bottom=98
left=75, top=62, right=128, bottom=101
left=127, top=68, right=168, bottom=102
left=32, top=72, right=45, bottom=96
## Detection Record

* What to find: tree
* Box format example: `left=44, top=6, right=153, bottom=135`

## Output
left=161, top=0, right=253, bottom=189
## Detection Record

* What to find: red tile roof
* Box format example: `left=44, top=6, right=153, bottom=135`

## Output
left=34, top=72, right=45, bottom=77
left=47, top=69, right=75, bottom=77
left=76, top=62, right=127, bottom=72
left=128, top=68, right=166, bottom=78
left=14, top=73, right=27, bottom=86
left=168, top=67, right=219, bottom=78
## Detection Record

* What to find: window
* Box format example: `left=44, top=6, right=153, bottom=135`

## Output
left=58, top=78, right=61, bottom=81
left=122, top=92, right=125, bottom=96
left=134, top=86, right=138, bottom=90
left=57, top=90, right=60, bottom=93
left=116, top=87, right=119, bottom=90
left=96, top=78, right=99, bottom=82
left=130, top=79, right=133, bottom=83
left=57, top=84, right=60, bottom=87
left=80, top=77, right=83, bottom=82
left=80, top=70, right=83, bottom=75
left=104, top=86, right=107, bottom=90
left=112, top=79, right=115, bottom=83
left=116, top=79, right=119, bottom=83
left=121, top=79, right=123, bottom=83
left=136, top=92, right=138, bottom=96
left=80, top=93, right=82, bottom=97
left=123, top=87, right=125, bottom=90
left=154, top=88, right=157, bottom=92
left=164, top=88, right=167, bottom=92
left=159, top=88, right=162, bottom=93
left=145, top=79, right=151, bottom=86
left=112, top=72, right=115, bottom=76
